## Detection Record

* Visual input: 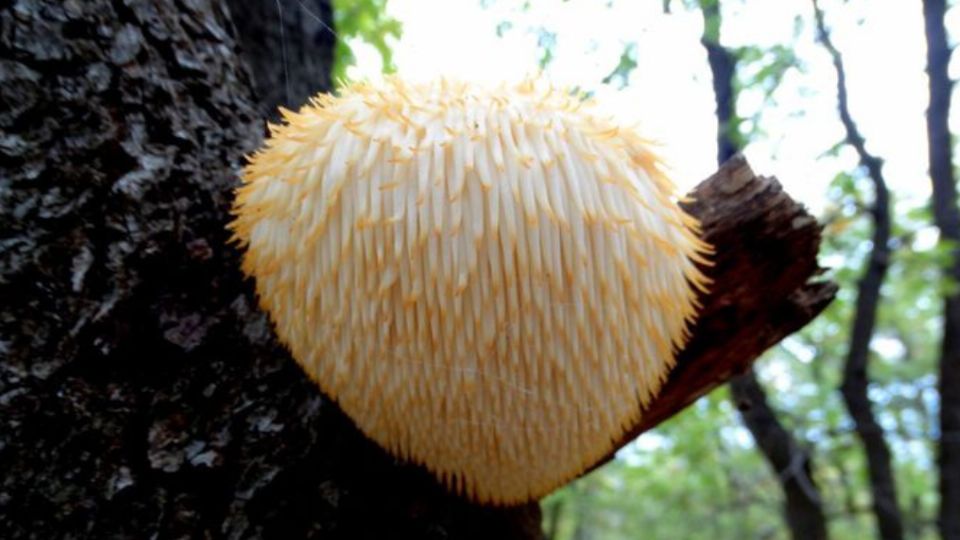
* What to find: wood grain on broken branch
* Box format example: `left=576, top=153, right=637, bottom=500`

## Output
left=596, top=155, right=837, bottom=468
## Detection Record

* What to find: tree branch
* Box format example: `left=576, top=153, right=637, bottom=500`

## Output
left=812, top=3, right=903, bottom=539
left=595, top=155, right=836, bottom=462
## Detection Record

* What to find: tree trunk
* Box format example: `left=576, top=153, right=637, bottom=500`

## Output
left=921, top=1, right=960, bottom=538
left=812, top=3, right=904, bottom=538
left=0, top=1, right=833, bottom=539
left=731, top=374, right=830, bottom=540
left=0, top=1, right=541, bottom=538
left=698, top=2, right=830, bottom=539
left=226, top=0, right=335, bottom=120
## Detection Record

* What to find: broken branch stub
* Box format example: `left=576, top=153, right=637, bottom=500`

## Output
left=595, top=155, right=837, bottom=470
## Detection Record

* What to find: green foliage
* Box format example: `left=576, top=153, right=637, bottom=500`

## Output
left=567, top=85, right=596, bottom=101
left=736, top=44, right=800, bottom=101
left=733, top=44, right=802, bottom=141
left=536, top=27, right=558, bottom=69
left=544, top=393, right=789, bottom=539
left=601, top=43, right=638, bottom=89
left=698, top=0, right=721, bottom=42
left=331, top=0, right=402, bottom=84
left=482, top=1, right=559, bottom=71
left=775, top=193, right=942, bottom=538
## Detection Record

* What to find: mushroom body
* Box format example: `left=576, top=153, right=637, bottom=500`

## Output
left=229, top=77, right=710, bottom=504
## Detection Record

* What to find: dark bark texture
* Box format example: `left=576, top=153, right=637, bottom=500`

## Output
left=698, top=3, right=830, bottom=539
left=700, top=34, right=738, bottom=164
left=813, top=3, right=903, bottom=539
left=0, top=1, right=541, bottom=538
left=922, top=1, right=960, bottom=539
left=0, top=1, right=832, bottom=539
left=226, top=0, right=335, bottom=121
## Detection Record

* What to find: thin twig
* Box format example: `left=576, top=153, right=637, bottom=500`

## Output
left=812, top=2, right=902, bottom=539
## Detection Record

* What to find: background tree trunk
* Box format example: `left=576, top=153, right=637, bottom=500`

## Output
left=730, top=375, right=830, bottom=540
left=0, top=1, right=541, bottom=538
left=921, top=1, right=960, bottom=538
left=812, top=3, right=904, bottom=538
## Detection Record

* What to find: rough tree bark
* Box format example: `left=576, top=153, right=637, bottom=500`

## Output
left=921, top=1, right=960, bottom=538
left=697, top=3, right=830, bottom=539
left=225, top=0, right=335, bottom=120
left=0, top=1, right=540, bottom=538
left=813, top=3, right=904, bottom=539
left=0, top=1, right=832, bottom=539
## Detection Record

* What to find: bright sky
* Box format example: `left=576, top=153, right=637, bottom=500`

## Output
left=347, top=0, right=959, bottom=216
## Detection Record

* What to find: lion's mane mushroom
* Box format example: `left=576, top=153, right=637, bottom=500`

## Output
left=229, top=77, right=711, bottom=505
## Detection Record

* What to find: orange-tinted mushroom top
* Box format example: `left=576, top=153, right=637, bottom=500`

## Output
left=229, top=77, right=710, bottom=504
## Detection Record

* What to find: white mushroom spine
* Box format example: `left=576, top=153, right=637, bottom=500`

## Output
left=230, top=77, right=712, bottom=504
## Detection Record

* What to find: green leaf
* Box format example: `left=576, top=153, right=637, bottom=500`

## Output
left=536, top=28, right=557, bottom=69
left=601, top=42, right=639, bottom=89
left=331, top=0, right=403, bottom=85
